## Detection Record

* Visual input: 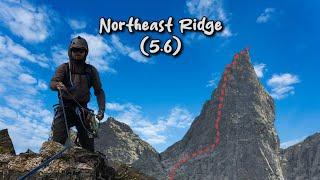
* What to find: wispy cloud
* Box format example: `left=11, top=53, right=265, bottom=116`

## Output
left=0, top=93, right=52, bottom=154
left=186, top=0, right=227, bottom=20
left=0, top=0, right=55, bottom=43
left=0, top=34, right=52, bottom=153
left=106, top=102, right=193, bottom=145
left=254, top=63, right=266, bottom=78
left=111, top=35, right=148, bottom=63
left=206, top=73, right=220, bottom=87
left=256, top=8, right=275, bottom=24
left=106, top=102, right=127, bottom=112
left=0, top=35, right=50, bottom=68
left=50, top=45, right=69, bottom=67
left=267, top=73, right=300, bottom=99
left=37, top=79, right=48, bottom=90
left=186, top=0, right=233, bottom=38
left=68, top=19, right=87, bottom=30
left=0, top=35, right=50, bottom=95
left=18, top=73, right=37, bottom=84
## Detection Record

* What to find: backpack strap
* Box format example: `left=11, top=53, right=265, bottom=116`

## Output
left=63, top=62, right=73, bottom=87
left=64, top=62, right=93, bottom=88
left=84, top=63, right=93, bottom=88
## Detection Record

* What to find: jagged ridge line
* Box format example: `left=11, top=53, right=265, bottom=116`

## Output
left=167, top=51, right=244, bottom=180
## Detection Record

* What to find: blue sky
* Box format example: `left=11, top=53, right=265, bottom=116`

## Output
left=0, top=0, right=319, bottom=153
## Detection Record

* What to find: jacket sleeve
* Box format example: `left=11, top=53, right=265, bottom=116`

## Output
left=50, top=64, right=66, bottom=91
left=91, top=66, right=106, bottom=112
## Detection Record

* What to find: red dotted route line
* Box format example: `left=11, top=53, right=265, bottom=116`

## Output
left=167, top=48, right=249, bottom=180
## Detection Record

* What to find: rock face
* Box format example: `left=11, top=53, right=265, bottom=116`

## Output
left=95, top=49, right=285, bottom=180
left=0, top=139, right=154, bottom=179
left=0, top=141, right=113, bottom=179
left=0, top=129, right=15, bottom=155
left=159, top=49, right=284, bottom=179
left=280, top=132, right=320, bottom=180
left=95, top=117, right=164, bottom=179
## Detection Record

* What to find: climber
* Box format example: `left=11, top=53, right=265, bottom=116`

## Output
left=50, top=36, right=106, bottom=152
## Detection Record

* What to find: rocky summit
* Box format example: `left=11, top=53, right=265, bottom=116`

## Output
left=0, top=133, right=155, bottom=180
left=157, top=49, right=284, bottom=180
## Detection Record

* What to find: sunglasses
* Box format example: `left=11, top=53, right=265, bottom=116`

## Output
left=71, top=48, right=86, bottom=53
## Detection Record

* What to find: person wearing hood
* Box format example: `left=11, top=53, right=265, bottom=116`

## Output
left=50, top=36, right=105, bottom=152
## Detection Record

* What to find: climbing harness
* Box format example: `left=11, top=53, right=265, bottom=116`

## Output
left=75, top=106, right=99, bottom=138
left=63, top=87, right=101, bottom=138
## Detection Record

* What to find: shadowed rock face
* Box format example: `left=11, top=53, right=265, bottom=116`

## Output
left=0, top=129, right=15, bottom=155
left=159, top=49, right=284, bottom=180
left=95, top=117, right=164, bottom=179
left=281, top=132, right=320, bottom=180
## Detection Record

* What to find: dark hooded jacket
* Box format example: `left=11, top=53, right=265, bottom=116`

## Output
left=50, top=47, right=105, bottom=112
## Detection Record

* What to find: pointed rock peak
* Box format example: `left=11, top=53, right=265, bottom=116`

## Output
left=0, top=128, right=16, bottom=155
left=210, top=48, right=264, bottom=101
left=224, top=48, right=256, bottom=80
left=105, top=117, right=134, bottom=134
left=232, top=47, right=251, bottom=66
left=161, top=48, right=283, bottom=180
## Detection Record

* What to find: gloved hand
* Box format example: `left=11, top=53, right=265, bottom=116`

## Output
left=96, top=110, right=104, bottom=121
left=56, top=82, right=67, bottom=91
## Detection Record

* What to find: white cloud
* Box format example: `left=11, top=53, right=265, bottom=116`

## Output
left=0, top=0, right=53, bottom=43
left=280, top=136, right=306, bottom=149
left=111, top=35, right=148, bottom=63
left=107, top=102, right=193, bottom=145
left=186, top=0, right=233, bottom=38
left=0, top=96, right=52, bottom=153
left=19, top=73, right=37, bottom=84
left=51, top=45, right=68, bottom=67
left=166, top=107, right=193, bottom=128
left=0, top=106, right=17, bottom=119
left=0, top=60, right=42, bottom=95
left=254, top=63, right=266, bottom=78
left=206, top=73, right=220, bottom=87
left=256, top=8, right=275, bottom=24
left=106, top=102, right=126, bottom=112
left=0, top=36, right=49, bottom=96
left=111, top=103, right=144, bottom=126
left=0, top=35, right=49, bottom=68
left=37, top=79, right=48, bottom=90
left=220, top=27, right=233, bottom=38
left=0, top=34, right=52, bottom=153
left=68, top=19, right=87, bottom=30
left=187, top=0, right=226, bottom=20
left=267, top=73, right=300, bottom=99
